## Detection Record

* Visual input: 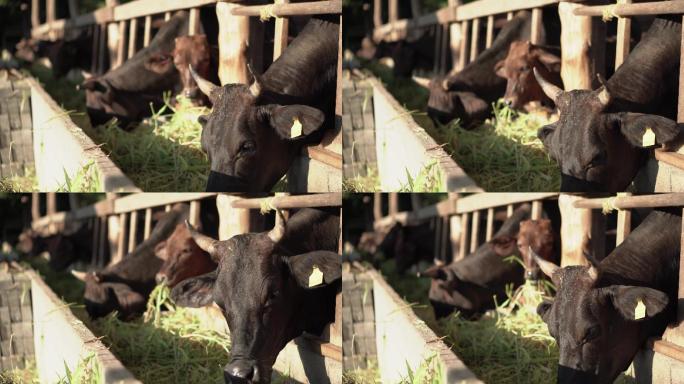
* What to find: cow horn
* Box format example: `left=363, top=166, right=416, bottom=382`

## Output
left=529, top=246, right=559, bottom=279
left=189, top=64, right=218, bottom=99
left=268, top=209, right=286, bottom=243
left=247, top=63, right=261, bottom=97
left=587, top=265, right=599, bottom=281
left=185, top=220, right=218, bottom=257
left=71, top=270, right=87, bottom=282
left=596, top=86, right=611, bottom=107
left=533, top=67, right=562, bottom=103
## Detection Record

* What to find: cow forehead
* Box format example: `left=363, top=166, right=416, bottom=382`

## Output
left=217, top=234, right=278, bottom=272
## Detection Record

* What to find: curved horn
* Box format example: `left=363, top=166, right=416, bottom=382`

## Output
left=268, top=209, right=286, bottom=243
left=185, top=220, right=218, bottom=258
left=189, top=64, right=218, bottom=99
left=596, top=87, right=611, bottom=107
left=529, top=246, right=559, bottom=279
left=533, top=67, right=562, bottom=103
left=71, top=270, right=87, bottom=282
left=247, top=64, right=261, bottom=97
left=587, top=265, right=599, bottom=281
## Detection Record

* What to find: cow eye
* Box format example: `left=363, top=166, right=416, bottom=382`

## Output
left=582, top=325, right=601, bottom=344
left=587, top=152, right=607, bottom=169
left=198, top=115, right=208, bottom=126
left=240, top=141, right=256, bottom=154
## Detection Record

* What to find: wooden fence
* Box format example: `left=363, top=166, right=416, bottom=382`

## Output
left=29, top=0, right=343, bottom=192
left=29, top=191, right=343, bottom=382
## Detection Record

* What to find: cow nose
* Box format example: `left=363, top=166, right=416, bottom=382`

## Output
left=525, top=269, right=539, bottom=280
left=224, top=361, right=255, bottom=383
left=155, top=273, right=167, bottom=285
left=504, top=98, right=513, bottom=107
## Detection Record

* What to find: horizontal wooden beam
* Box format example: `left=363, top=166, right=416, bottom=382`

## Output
left=114, top=0, right=216, bottom=21
left=231, top=0, right=341, bottom=17
left=306, top=146, right=342, bottom=169
left=455, top=0, right=557, bottom=21
left=655, top=148, right=684, bottom=171
left=113, top=193, right=215, bottom=213
left=373, top=199, right=458, bottom=229
left=653, top=339, right=684, bottom=364
left=574, top=1, right=684, bottom=17
left=573, top=193, right=684, bottom=210
left=230, top=193, right=342, bottom=209
left=455, top=193, right=557, bottom=214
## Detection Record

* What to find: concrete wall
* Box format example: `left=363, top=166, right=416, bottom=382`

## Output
left=27, top=269, right=140, bottom=384
left=368, top=269, right=482, bottom=384
left=368, top=77, right=480, bottom=192
left=27, top=77, right=139, bottom=192
left=289, top=156, right=342, bottom=193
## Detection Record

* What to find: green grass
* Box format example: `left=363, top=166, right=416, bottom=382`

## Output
left=0, top=360, right=40, bottom=384
left=343, top=166, right=381, bottom=192
left=361, top=61, right=560, bottom=192
left=0, top=165, right=38, bottom=192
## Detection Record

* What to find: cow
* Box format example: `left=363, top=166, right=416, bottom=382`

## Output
left=172, top=34, right=215, bottom=106
left=418, top=204, right=532, bottom=319
left=43, top=223, right=93, bottom=271
left=188, top=16, right=339, bottom=191
left=516, top=218, right=557, bottom=280
left=154, top=222, right=215, bottom=287
left=71, top=204, right=189, bottom=319
left=427, top=11, right=536, bottom=128
left=534, top=209, right=680, bottom=384
left=82, top=11, right=189, bottom=128
left=170, top=208, right=340, bottom=383
left=391, top=30, right=443, bottom=78
left=533, top=16, right=683, bottom=192
left=494, top=41, right=562, bottom=110
left=15, top=228, right=48, bottom=257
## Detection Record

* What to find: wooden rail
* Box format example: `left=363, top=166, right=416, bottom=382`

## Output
left=573, top=193, right=684, bottom=210
left=574, top=1, right=684, bottom=17
left=231, top=0, right=341, bottom=17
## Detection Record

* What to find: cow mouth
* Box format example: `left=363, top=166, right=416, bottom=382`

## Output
left=206, top=171, right=250, bottom=192
left=560, top=174, right=604, bottom=192
left=223, top=359, right=272, bottom=384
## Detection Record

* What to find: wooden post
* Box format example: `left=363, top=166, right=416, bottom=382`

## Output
left=485, top=15, right=494, bottom=48
left=373, top=0, right=382, bottom=28
left=507, top=12, right=513, bottom=21
left=440, top=24, right=449, bottom=75
left=31, top=193, right=40, bottom=220
left=107, top=22, right=120, bottom=70
left=164, top=12, right=171, bottom=21
left=99, top=216, right=107, bottom=268
left=273, top=0, right=290, bottom=60
left=459, top=213, right=469, bottom=259
left=31, top=0, right=39, bottom=28
left=116, top=213, right=127, bottom=263
left=531, top=8, right=543, bottom=45
left=91, top=25, right=99, bottom=74
left=217, top=195, right=250, bottom=240
left=459, top=20, right=469, bottom=69
left=98, top=24, right=107, bottom=74
left=128, top=210, right=138, bottom=253
left=450, top=215, right=462, bottom=261
left=189, top=8, right=201, bottom=36
left=558, top=194, right=592, bottom=267
left=531, top=200, right=542, bottom=220
left=46, top=193, right=56, bottom=215
left=470, top=18, right=480, bottom=62
left=440, top=217, right=449, bottom=263
left=144, top=208, right=152, bottom=240
left=615, top=193, right=632, bottom=246
left=373, top=193, right=382, bottom=221
left=189, top=201, right=201, bottom=227
left=433, top=218, right=441, bottom=262
left=485, top=208, right=494, bottom=241
left=506, top=204, right=513, bottom=217
left=433, top=25, right=442, bottom=75
left=115, top=20, right=127, bottom=68
left=143, top=15, right=152, bottom=47
left=388, top=193, right=399, bottom=215
left=388, top=0, right=398, bottom=23
left=216, top=2, right=250, bottom=85
left=615, top=0, right=632, bottom=69
left=469, top=210, right=480, bottom=253
left=559, top=1, right=594, bottom=90
left=449, top=0, right=463, bottom=71
left=46, top=0, right=55, bottom=23
left=127, top=18, right=137, bottom=59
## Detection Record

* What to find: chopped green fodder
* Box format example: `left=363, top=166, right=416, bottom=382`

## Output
left=343, top=166, right=381, bottom=192
left=0, top=359, right=40, bottom=384
left=57, top=161, right=102, bottom=192
left=57, top=353, right=102, bottom=384
left=343, top=364, right=380, bottom=384
left=87, top=96, right=209, bottom=191
left=342, top=355, right=443, bottom=384
left=398, top=160, right=444, bottom=192
left=0, top=165, right=38, bottom=192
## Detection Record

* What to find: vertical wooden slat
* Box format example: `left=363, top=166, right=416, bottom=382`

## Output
left=165, top=204, right=171, bottom=212
left=143, top=15, right=152, bottom=47
left=448, top=0, right=462, bottom=70
left=450, top=215, right=461, bottom=261
left=46, top=0, right=55, bottom=22
left=507, top=12, right=513, bottom=21
left=128, top=210, right=138, bottom=253
left=115, top=20, right=127, bottom=68
left=127, top=18, right=137, bottom=59
left=433, top=24, right=442, bottom=75
left=273, top=0, right=290, bottom=60
left=373, top=0, right=382, bottom=28
left=388, top=0, right=398, bottom=24
left=46, top=193, right=56, bottom=215
left=91, top=25, right=100, bottom=74
left=388, top=193, right=398, bottom=215
left=440, top=24, right=449, bottom=75
left=98, top=217, right=107, bottom=268
left=164, top=12, right=171, bottom=21
left=144, top=208, right=152, bottom=239
left=530, top=8, right=542, bottom=45
left=507, top=204, right=513, bottom=217
left=559, top=2, right=594, bottom=90
left=459, top=20, right=469, bottom=69
left=98, top=23, right=107, bottom=74
left=217, top=195, right=250, bottom=240
left=31, top=193, right=40, bottom=220
left=373, top=193, right=382, bottom=221
left=531, top=200, right=542, bottom=220
left=433, top=218, right=441, bottom=262
left=31, top=0, right=40, bottom=27
left=189, top=201, right=201, bottom=227
left=459, top=213, right=470, bottom=259
left=615, top=0, right=632, bottom=69
left=470, top=210, right=480, bottom=253
left=216, top=2, right=250, bottom=85
left=116, top=213, right=127, bottom=262
left=440, top=217, right=449, bottom=263
left=615, top=193, right=631, bottom=246
left=189, top=7, right=200, bottom=36
left=485, top=15, right=494, bottom=48
left=469, top=18, right=480, bottom=62
left=485, top=208, right=494, bottom=241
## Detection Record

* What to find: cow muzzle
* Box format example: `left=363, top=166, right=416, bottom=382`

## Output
left=557, top=365, right=600, bottom=384
left=206, top=171, right=250, bottom=192
left=560, top=174, right=604, bottom=192
left=155, top=273, right=167, bottom=285
left=224, top=360, right=260, bottom=384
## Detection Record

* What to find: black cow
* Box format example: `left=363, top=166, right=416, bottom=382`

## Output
left=171, top=208, right=340, bottom=384
left=189, top=17, right=339, bottom=192
left=419, top=204, right=532, bottom=318
left=82, top=11, right=189, bottom=128
left=535, top=210, right=680, bottom=383
left=71, top=204, right=189, bottom=319
left=534, top=17, right=683, bottom=192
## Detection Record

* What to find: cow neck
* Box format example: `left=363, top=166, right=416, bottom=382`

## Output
left=606, top=17, right=681, bottom=114
left=598, top=210, right=681, bottom=292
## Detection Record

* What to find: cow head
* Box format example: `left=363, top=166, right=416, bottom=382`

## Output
left=533, top=250, right=669, bottom=383
left=16, top=229, right=46, bottom=256
left=516, top=219, right=555, bottom=280
left=190, top=67, right=326, bottom=191
left=494, top=41, right=561, bottom=109
left=391, top=40, right=417, bottom=78
left=155, top=223, right=215, bottom=287
left=71, top=271, right=146, bottom=320
left=534, top=69, right=681, bottom=192
left=173, top=35, right=211, bottom=105
left=171, top=213, right=340, bottom=383
left=427, top=77, right=489, bottom=127
left=44, top=233, right=76, bottom=271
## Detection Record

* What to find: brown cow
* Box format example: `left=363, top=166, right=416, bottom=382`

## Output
left=155, top=223, right=215, bottom=287
left=172, top=35, right=213, bottom=106
left=516, top=219, right=556, bottom=280
left=494, top=41, right=562, bottom=110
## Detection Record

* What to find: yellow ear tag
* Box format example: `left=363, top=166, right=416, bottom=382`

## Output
left=308, top=265, right=323, bottom=287
left=642, top=128, right=656, bottom=147
left=635, top=299, right=646, bottom=320
left=291, top=118, right=303, bottom=138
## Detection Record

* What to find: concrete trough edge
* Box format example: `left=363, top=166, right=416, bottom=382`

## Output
left=366, top=268, right=483, bottom=384
left=25, top=268, right=141, bottom=384
left=365, top=75, right=481, bottom=192
left=25, top=76, right=140, bottom=192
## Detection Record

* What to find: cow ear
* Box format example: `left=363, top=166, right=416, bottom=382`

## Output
left=537, top=300, right=553, bottom=322
left=81, top=78, right=108, bottom=93
left=286, top=251, right=341, bottom=289
left=537, top=122, right=560, bottom=160
left=491, top=235, right=517, bottom=256
left=418, top=264, right=447, bottom=280
left=602, top=285, right=669, bottom=322
left=145, top=52, right=174, bottom=74
left=154, top=240, right=168, bottom=260
left=494, top=59, right=507, bottom=78
left=534, top=49, right=561, bottom=73
left=170, top=270, right=217, bottom=307
left=267, top=105, right=326, bottom=141
left=618, top=113, right=681, bottom=148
